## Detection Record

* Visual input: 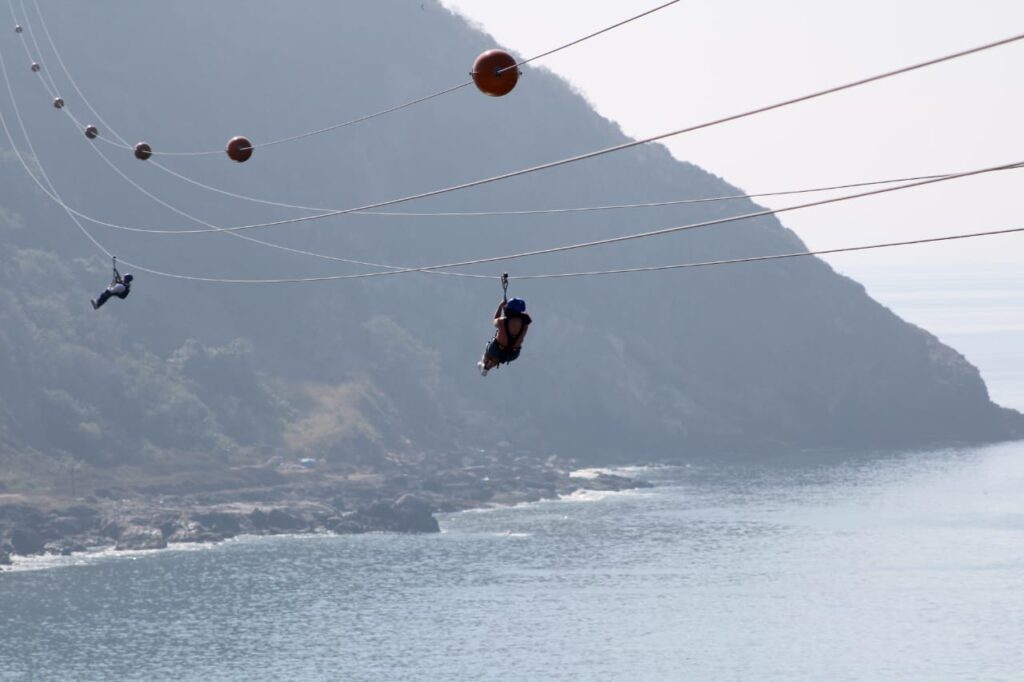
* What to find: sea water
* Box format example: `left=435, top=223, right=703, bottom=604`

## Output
left=2, top=446, right=1023, bottom=681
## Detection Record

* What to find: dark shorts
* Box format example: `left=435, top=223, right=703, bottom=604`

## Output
left=486, top=339, right=520, bottom=364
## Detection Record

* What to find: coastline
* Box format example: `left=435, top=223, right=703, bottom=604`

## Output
left=0, top=453, right=652, bottom=569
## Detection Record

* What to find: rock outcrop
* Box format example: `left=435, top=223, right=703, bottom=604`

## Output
left=0, top=454, right=650, bottom=564
left=115, top=526, right=167, bottom=551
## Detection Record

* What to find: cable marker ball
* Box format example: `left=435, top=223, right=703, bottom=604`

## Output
left=134, top=142, right=152, bottom=161
left=471, top=49, right=519, bottom=97
left=15, top=25, right=22, bottom=33
left=226, top=136, right=253, bottom=163
left=84, top=125, right=98, bottom=139
left=52, top=97, right=64, bottom=109
left=30, top=62, right=40, bottom=73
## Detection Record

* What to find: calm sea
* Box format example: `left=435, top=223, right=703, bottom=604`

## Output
left=2, top=446, right=1023, bottom=681
left=2, top=268, right=1021, bottom=681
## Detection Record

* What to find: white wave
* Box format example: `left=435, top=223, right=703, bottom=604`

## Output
left=1, top=540, right=214, bottom=573
left=569, top=467, right=617, bottom=479
left=452, top=495, right=558, bottom=514
left=570, top=464, right=673, bottom=479
left=557, top=488, right=636, bottom=503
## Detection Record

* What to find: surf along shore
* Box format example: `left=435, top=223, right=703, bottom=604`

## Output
left=0, top=451, right=650, bottom=568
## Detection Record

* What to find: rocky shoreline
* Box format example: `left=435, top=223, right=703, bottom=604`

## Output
left=0, top=455, right=651, bottom=568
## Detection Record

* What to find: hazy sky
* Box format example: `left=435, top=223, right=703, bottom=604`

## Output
left=442, top=0, right=1024, bottom=280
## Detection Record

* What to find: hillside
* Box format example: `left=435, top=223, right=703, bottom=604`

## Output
left=1, top=0, right=1021, bottom=493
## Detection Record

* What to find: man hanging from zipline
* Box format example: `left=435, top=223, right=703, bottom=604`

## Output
left=91, top=257, right=133, bottom=310
left=478, top=274, right=532, bottom=376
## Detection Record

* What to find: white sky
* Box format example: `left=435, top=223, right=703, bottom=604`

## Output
left=441, top=0, right=1024, bottom=279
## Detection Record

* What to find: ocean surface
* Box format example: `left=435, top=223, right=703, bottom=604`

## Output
left=3, top=445, right=1024, bottom=681
left=2, top=267, right=1022, bottom=681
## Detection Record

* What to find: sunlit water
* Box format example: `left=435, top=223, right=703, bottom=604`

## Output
left=3, top=445, right=1024, bottom=681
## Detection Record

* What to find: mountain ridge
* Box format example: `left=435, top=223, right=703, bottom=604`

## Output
left=0, top=0, right=1020, bottom=490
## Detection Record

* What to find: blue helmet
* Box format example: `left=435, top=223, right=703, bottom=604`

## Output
left=123, top=273, right=134, bottom=283
left=506, top=297, right=526, bottom=313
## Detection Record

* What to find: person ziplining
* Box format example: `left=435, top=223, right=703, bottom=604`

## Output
left=478, top=274, right=532, bottom=376
left=91, top=257, right=133, bottom=310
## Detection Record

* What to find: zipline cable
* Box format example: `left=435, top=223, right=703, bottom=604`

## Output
left=24, top=0, right=132, bottom=150
left=14, top=161, right=1022, bottom=235
left=0, top=37, right=488, bottom=280
left=21, top=2, right=1024, bottom=233
left=7, top=48, right=1016, bottom=289
left=7, top=11, right=1022, bottom=284
left=12, top=21, right=1023, bottom=237
left=159, top=0, right=684, bottom=155
left=125, top=154, right=1024, bottom=221
left=79, top=123, right=488, bottom=278
left=0, top=35, right=487, bottom=281
left=6, top=22, right=1019, bottom=283
left=0, top=39, right=112, bottom=260
left=501, top=0, right=681, bottom=71
left=8, top=3, right=483, bottom=277
left=107, top=159, right=1024, bottom=283
left=9, top=0, right=100, bottom=139
left=26, top=0, right=678, bottom=218
left=11, top=17, right=1023, bottom=264
left=4, top=63, right=1021, bottom=337
left=510, top=226, right=1024, bottom=279
left=36, top=28, right=1022, bottom=236
left=29, top=0, right=682, bottom=156
left=16, top=0, right=55, bottom=93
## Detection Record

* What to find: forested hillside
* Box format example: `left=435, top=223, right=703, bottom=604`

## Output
left=1, top=0, right=1020, bottom=490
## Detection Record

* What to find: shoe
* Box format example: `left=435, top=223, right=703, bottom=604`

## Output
left=477, top=361, right=489, bottom=376
left=90, top=299, right=98, bottom=310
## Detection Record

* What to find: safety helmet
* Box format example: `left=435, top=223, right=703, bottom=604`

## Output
left=506, top=297, right=526, bottom=313
left=123, top=273, right=134, bottom=283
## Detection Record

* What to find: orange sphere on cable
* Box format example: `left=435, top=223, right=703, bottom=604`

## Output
left=226, top=136, right=253, bottom=163
left=471, top=49, right=519, bottom=97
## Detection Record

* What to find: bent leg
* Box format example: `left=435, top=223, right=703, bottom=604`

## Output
left=93, top=289, right=113, bottom=309
left=483, top=339, right=504, bottom=369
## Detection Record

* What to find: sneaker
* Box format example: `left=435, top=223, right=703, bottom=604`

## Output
left=90, top=299, right=98, bottom=310
left=477, top=361, right=489, bottom=376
